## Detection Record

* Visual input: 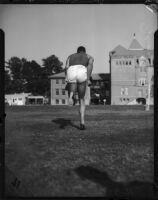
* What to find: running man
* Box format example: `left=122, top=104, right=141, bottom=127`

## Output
left=65, top=46, right=94, bottom=130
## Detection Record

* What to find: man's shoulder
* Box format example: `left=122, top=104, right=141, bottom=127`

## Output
left=69, top=53, right=77, bottom=58
left=86, top=54, right=94, bottom=61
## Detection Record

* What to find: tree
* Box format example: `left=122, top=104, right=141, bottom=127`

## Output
left=5, top=54, right=64, bottom=97
left=5, top=57, right=25, bottom=93
left=42, top=55, right=63, bottom=75
left=22, top=60, right=44, bottom=95
left=42, top=55, right=64, bottom=97
left=5, top=70, right=12, bottom=94
left=7, top=57, right=23, bottom=80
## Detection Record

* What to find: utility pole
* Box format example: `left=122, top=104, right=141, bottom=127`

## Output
left=145, top=1, right=157, bottom=111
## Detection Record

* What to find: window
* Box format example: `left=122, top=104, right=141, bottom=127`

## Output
left=56, top=79, right=59, bottom=84
left=100, top=82, right=104, bottom=87
left=106, top=91, right=109, bottom=96
left=62, top=99, right=65, bottom=104
left=125, top=88, right=128, bottom=95
left=56, top=99, right=59, bottom=104
left=126, top=61, right=128, bottom=65
left=140, top=66, right=147, bottom=72
left=56, top=89, right=59, bottom=95
left=62, top=89, right=65, bottom=95
left=148, top=58, right=151, bottom=64
left=119, top=61, right=122, bottom=65
left=139, top=78, right=146, bottom=86
left=140, top=67, right=146, bottom=72
left=138, top=89, right=143, bottom=97
left=129, top=61, right=132, bottom=65
left=121, top=88, right=125, bottom=95
left=62, top=79, right=65, bottom=84
left=18, top=98, right=22, bottom=101
left=116, top=61, right=119, bottom=65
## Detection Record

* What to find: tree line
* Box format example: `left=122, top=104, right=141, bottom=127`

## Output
left=5, top=55, right=64, bottom=98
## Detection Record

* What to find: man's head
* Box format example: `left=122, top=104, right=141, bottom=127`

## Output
left=77, top=46, right=86, bottom=53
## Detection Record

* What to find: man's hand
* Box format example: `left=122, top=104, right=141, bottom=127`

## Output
left=87, top=79, right=92, bottom=86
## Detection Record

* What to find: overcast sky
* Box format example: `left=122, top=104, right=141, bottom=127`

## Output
left=0, top=4, right=157, bottom=73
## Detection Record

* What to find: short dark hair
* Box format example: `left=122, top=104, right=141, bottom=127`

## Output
left=77, top=46, right=86, bottom=53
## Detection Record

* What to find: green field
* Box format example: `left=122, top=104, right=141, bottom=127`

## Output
left=5, top=105, right=154, bottom=198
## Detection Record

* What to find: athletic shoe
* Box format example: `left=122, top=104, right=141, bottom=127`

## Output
left=80, top=124, right=86, bottom=130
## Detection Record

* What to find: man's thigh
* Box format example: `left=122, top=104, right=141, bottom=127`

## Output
left=77, top=81, right=87, bottom=99
left=68, top=82, right=77, bottom=94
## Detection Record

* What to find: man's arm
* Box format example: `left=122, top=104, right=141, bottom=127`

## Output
left=87, top=56, right=94, bottom=81
left=65, top=56, right=70, bottom=79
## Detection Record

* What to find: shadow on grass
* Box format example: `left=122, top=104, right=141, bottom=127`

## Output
left=75, top=165, right=156, bottom=198
left=52, top=118, right=80, bottom=130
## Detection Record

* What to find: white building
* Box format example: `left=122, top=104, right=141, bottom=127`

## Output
left=5, top=93, right=31, bottom=106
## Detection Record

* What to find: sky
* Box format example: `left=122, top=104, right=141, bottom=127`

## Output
left=0, top=4, right=157, bottom=73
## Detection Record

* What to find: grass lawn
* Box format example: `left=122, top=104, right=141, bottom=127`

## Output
left=5, top=105, right=154, bottom=198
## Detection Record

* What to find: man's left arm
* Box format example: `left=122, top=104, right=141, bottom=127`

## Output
left=65, top=57, right=70, bottom=81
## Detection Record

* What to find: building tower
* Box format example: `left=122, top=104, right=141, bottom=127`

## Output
left=110, top=34, right=154, bottom=105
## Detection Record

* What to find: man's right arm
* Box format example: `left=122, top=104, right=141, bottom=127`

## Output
left=87, top=55, right=94, bottom=81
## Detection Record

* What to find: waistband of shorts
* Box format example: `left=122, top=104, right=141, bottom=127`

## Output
left=68, top=64, right=86, bottom=68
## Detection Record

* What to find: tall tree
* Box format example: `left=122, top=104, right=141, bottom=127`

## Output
left=22, top=60, right=44, bottom=95
left=5, top=70, right=12, bottom=94
left=42, top=55, right=63, bottom=75
left=5, top=57, right=26, bottom=93
left=5, top=55, right=63, bottom=97
left=42, top=55, right=64, bottom=97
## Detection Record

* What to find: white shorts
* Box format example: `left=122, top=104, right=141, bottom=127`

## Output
left=66, top=65, right=87, bottom=83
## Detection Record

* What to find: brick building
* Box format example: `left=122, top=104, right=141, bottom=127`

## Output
left=90, top=73, right=110, bottom=104
left=110, top=35, right=154, bottom=105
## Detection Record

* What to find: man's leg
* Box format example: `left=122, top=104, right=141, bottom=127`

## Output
left=77, top=81, right=87, bottom=129
left=68, top=83, right=77, bottom=105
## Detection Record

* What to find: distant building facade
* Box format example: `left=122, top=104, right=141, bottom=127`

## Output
left=110, top=34, right=154, bottom=105
left=5, top=93, right=46, bottom=106
left=90, top=73, right=110, bottom=104
left=27, top=95, right=46, bottom=105
left=49, top=72, right=91, bottom=105
left=5, top=93, right=31, bottom=106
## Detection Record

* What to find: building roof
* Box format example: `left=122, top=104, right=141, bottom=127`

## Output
left=27, top=96, right=44, bottom=99
left=128, top=38, right=143, bottom=50
left=5, top=93, right=31, bottom=97
left=111, top=45, right=128, bottom=56
left=110, top=34, right=153, bottom=58
left=91, top=73, right=110, bottom=81
left=49, top=72, right=65, bottom=79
